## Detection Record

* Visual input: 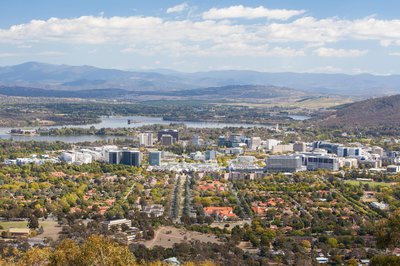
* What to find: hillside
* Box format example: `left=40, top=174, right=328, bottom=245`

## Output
left=320, top=94, right=400, bottom=127
left=169, top=85, right=306, bottom=99
left=0, top=84, right=306, bottom=100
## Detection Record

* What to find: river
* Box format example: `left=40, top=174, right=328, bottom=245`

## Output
left=0, top=115, right=309, bottom=143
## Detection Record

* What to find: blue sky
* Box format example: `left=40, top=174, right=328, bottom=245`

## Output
left=1, top=0, right=400, bottom=74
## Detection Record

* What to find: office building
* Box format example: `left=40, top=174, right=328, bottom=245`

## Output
left=101, top=219, right=132, bottom=231
left=158, top=129, right=179, bottom=142
left=205, top=150, right=217, bottom=161
left=387, top=165, right=400, bottom=173
left=306, top=155, right=339, bottom=171
left=108, top=150, right=122, bottom=164
left=312, top=141, right=341, bottom=154
left=192, top=135, right=203, bottom=146
left=139, top=132, right=154, bottom=147
left=248, top=137, right=262, bottom=150
left=149, top=151, right=162, bottom=166
left=265, top=139, right=281, bottom=150
left=121, top=150, right=141, bottom=167
left=372, top=146, right=384, bottom=156
left=272, top=144, right=294, bottom=154
left=218, top=136, right=229, bottom=147
left=266, top=155, right=306, bottom=172
left=293, top=142, right=307, bottom=152
left=229, top=134, right=243, bottom=147
left=337, top=147, right=361, bottom=157
left=343, top=158, right=358, bottom=168
left=190, top=151, right=205, bottom=161
left=161, top=134, right=174, bottom=146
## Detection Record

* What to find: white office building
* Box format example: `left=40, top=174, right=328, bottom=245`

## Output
left=139, top=132, right=154, bottom=147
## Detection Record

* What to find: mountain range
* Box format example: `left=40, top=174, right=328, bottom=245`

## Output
left=1, top=62, right=400, bottom=97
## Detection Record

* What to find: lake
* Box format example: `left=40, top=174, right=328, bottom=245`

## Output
left=0, top=115, right=309, bottom=143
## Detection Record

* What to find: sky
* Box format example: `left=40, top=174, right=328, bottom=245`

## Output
left=1, top=0, right=400, bottom=74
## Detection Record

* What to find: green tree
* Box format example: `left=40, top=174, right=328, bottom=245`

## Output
left=28, top=215, right=39, bottom=229
left=375, top=210, right=400, bottom=249
left=327, top=237, right=338, bottom=248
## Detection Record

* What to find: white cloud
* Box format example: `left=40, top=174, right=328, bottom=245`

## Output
left=203, top=5, right=305, bottom=20
left=0, top=53, right=18, bottom=57
left=389, top=52, right=400, bottom=56
left=38, top=51, right=65, bottom=56
left=264, top=17, right=400, bottom=45
left=204, top=43, right=305, bottom=57
left=0, top=13, right=399, bottom=60
left=314, top=47, right=368, bottom=57
left=166, top=3, right=189, bottom=14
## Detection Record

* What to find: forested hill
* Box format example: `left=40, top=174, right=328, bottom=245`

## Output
left=320, top=94, right=400, bottom=127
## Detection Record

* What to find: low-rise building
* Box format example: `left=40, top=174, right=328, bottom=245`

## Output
left=8, top=228, right=31, bottom=238
left=203, top=207, right=238, bottom=221
left=293, top=142, right=307, bottom=152
left=101, top=218, right=132, bottom=231
left=306, top=155, right=340, bottom=171
left=272, top=144, right=294, bottom=154
left=266, top=155, right=306, bottom=172
left=387, top=165, right=400, bottom=173
left=141, top=204, right=165, bottom=218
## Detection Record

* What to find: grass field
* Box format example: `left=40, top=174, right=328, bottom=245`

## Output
left=0, top=221, right=27, bottom=230
left=0, top=219, right=61, bottom=240
left=344, top=180, right=393, bottom=188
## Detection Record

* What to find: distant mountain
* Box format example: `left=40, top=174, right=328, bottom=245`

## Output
left=170, top=70, right=400, bottom=96
left=0, top=62, right=190, bottom=91
left=319, top=94, right=400, bottom=127
left=0, top=86, right=130, bottom=98
left=1, top=62, right=400, bottom=96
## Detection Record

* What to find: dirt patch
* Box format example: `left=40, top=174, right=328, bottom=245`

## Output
left=139, top=226, right=221, bottom=249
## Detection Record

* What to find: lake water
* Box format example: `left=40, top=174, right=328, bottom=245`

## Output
left=0, top=115, right=309, bottom=143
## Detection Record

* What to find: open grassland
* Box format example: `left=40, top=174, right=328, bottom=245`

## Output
left=344, top=180, right=394, bottom=188
left=217, top=96, right=353, bottom=110
left=0, top=219, right=61, bottom=240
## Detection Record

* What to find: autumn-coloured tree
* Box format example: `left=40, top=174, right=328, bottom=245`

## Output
left=76, top=235, right=137, bottom=266
left=49, top=239, right=80, bottom=266
left=19, top=247, right=51, bottom=266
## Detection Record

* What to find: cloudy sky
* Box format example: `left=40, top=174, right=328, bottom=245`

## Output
left=1, top=0, right=400, bottom=74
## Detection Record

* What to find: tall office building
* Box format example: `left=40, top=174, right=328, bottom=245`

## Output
left=192, top=135, right=203, bottom=146
left=108, top=150, right=122, bottom=164
left=218, top=136, right=228, bottom=147
left=121, top=150, right=141, bottom=167
left=229, top=134, right=243, bottom=147
left=149, top=151, right=162, bottom=166
left=139, top=132, right=154, bottom=147
left=248, top=137, right=262, bottom=150
left=161, top=134, right=174, bottom=146
left=158, top=129, right=179, bottom=142
left=205, top=150, right=217, bottom=161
